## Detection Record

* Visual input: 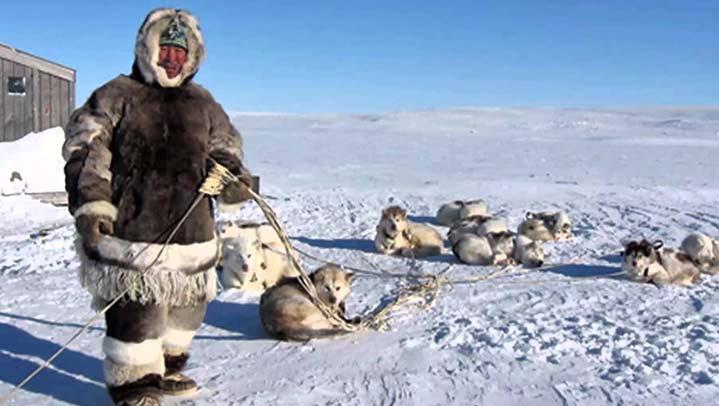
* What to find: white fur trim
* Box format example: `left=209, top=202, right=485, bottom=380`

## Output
left=135, top=8, right=205, bottom=88
left=104, top=356, right=165, bottom=386
left=95, top=234, right=219, bottom=273
left=103, top=336, right=162, bottom=366
left=162, top=328, right=196, bottom=354
left=74, top=201, right=118, bottom=221
left=77, top=236, right=219, bottom=308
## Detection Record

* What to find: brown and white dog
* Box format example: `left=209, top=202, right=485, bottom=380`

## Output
left=375, top=206, right=444, bottom=257
left=621, top=239, right=701, bottom=286
left=259, top=265, right=359, bottom=341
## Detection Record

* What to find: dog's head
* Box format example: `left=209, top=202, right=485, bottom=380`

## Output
left=221, top=234, right=265, bottom=282
left=379, top=206, right=409, bottom=238
left=622, top=239, right=663, bottom=280
left=518, top=217, right=551, bottom=241
left=311, top=265, right=354, bottom=307
left=514, top=235, right=545, bottom=268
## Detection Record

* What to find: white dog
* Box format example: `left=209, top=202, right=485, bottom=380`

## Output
left=447, top=215, right=508, bottom=245
left=375, top=206, right=444, bottom=257
left=452, top=232, right=545, bottom=268
left=621, top=239, right=700, bottom=286
left=436, top=199, right=489, bottom=227
left=680, top=233, right=719, bottom=275
left=518, top=211, right=573, bottom=241
left=218, top=222, right=297, bottom=293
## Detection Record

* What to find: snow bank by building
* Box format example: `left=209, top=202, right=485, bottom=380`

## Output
left=0, top=127, right=66, bottom=195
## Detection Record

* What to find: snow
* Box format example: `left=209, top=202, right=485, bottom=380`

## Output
left=0, top=127, right=66, bottom=195
left=1, top=107, right=719, bottom=405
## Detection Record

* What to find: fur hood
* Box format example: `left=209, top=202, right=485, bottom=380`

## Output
left=134, top=8, right=205, bottom=88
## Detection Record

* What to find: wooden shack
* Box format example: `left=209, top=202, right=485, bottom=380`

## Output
left=0, top=43, right=76, bottom=142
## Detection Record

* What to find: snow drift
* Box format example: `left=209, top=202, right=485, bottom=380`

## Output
left=0, top=127, right=66, bottom=195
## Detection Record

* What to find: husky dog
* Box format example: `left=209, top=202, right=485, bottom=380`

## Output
left=680, top=233, right=719, bottom=275
left=447, top=215, right=508, bottom=245
left=621, top=239, right=701, bottom=286
left=518, top=211, right=573, bottom=241
left=436, top=199, right=490, bottom=226
left=374, top=206, right=444, bottom=257
left=259, top=265, right=359, bottom=341
left=514, top=235, right=546, bottom=268
left=218, top=222, right=296, bottom=293
left=452, top=232, right=544, bottom=268
left=459, top=199, right=490, bottom=220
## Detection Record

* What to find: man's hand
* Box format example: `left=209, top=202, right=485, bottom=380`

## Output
left=219, top=163, right=254, bottom=204
left=76, top=215, right=114, bottom=259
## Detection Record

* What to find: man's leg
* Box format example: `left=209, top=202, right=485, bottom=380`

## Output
left=161, top=301, right=208, bottom=396
left=104, top=300, right=167, bottom=405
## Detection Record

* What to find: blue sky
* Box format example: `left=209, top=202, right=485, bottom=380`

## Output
left=2, top=1, right=717, bottom=112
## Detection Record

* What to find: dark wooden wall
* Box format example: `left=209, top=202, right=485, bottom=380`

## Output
left=0, top=56, right=74, bottom=142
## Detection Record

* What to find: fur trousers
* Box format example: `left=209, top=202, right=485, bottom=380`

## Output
left=102, top=299, right=207, bottom=401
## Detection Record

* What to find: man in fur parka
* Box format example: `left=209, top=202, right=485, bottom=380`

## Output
left=62, top=8, right=252, bottom=406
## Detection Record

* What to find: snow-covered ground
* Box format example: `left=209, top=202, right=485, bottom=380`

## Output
left=1, top=107, right=719, bottom=405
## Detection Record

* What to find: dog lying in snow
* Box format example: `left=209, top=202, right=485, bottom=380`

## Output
left=680, top=233, right=719, bottom=275
left=518, top=211, right=573, bottom=241
left=260, top=264, right=359, bottom=341
left=217, top=221, right=297, bottom=293
left=374, top=206, right=444, bottom=257
left=446, top=215, right=508, bottom=245
left=621, top=239, right=701, bottom=286
left=453, top=232, right=545, bottom=268
left=436, top=199, right=489, bottom=227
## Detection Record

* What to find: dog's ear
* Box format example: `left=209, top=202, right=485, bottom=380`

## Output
left=620, top=240, right=636, bottom=256
left=653, top=240, right=664, bottom=250
left=400, top=208, right=408, bottom=218
left=526, top=212, right=535, bottom=220
left=345, top=272, right=355, bottom=282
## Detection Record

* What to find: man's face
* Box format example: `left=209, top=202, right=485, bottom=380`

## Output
left=158, top=45, right=187, bottom=79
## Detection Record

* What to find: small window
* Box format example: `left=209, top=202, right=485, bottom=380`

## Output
left=8, top=76, right=26, bottom=96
